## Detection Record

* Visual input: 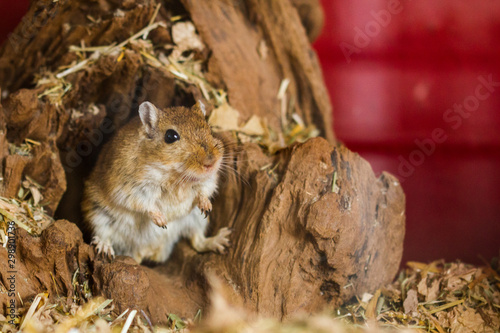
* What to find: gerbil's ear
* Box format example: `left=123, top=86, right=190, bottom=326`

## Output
left=139, top=102, right=159, bottom=137
left=194, top=100, right=206, bottom=116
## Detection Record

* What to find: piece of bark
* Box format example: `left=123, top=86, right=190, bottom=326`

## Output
left=0, top=103, right=8, bottom=160
left=2, top=89, right=64, bottom=145
left=0, top=141, right=66, bottom=214
left=0, top=88, right=68, bottom=213
left=0, top=220, right=92, bottom=309
left=1, top=155, right=30, bottom=198
left=3, top=89, right=40, bottom=131
left=0, top=0, right=155, bottom=93
left=92, top=257, right=206, bottom=321
left=24, top=142, right=67, bottom=214
left=291, top=0, right=325, bottom=42
left=182, top=0, right=333, bottom=141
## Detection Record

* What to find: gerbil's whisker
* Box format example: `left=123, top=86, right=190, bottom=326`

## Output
left=218, top=162, right=251, bottom=188
left=173, top=169, right=190, bottom=189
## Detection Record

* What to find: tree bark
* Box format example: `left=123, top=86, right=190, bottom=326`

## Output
left=0, top=0, right=405, bottom=324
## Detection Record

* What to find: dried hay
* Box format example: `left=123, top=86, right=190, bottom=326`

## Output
left=0, top=188, right=53, bottom=238
left=337, top=260, right=500, bottom=332
left=1, top=259, right=497, bottom=332
left=1, top=294, right=194, bottom=333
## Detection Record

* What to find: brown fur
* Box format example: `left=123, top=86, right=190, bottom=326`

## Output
left=85, top=104, right=221, bottom=207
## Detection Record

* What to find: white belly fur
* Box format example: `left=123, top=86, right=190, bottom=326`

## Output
left=88, top=164, right=218, bottom=262
left=92, top=204, right=207, bottom=262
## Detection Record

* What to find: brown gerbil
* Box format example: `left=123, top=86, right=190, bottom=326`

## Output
left=82, top=101, right=230, bottom=263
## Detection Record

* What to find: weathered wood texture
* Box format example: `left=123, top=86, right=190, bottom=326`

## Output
left=0, top=0, right=405, bottom=324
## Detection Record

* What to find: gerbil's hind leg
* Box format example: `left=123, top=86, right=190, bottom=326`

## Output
left=190, top=227, right=232, bottom=254
left=91, top=236, right=115, bottom=259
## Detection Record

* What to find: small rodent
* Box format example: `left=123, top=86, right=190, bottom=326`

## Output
left=82, top=101, right=230, bottom=263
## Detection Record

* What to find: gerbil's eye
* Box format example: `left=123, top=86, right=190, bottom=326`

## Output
left=165, top=129, right=180, bottom=144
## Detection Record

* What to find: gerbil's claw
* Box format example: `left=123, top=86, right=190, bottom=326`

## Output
left=150, top=211, right=168, bottom=228
left=200, top=208, right=211, bottom=219
left=91, top=236, right=115, bottom=260
left=198, top=197, right=212, bottom=218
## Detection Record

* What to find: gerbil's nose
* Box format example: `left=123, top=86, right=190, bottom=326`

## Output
left=203, top=154, right=216, bottom=170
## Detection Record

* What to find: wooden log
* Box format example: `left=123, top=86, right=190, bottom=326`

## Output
left=0, top=0, right=405, bottom=324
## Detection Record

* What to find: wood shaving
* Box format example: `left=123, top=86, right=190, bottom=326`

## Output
left=208, top=103, right=240, bottom=132
left=171, top=21, right=204, bottom=58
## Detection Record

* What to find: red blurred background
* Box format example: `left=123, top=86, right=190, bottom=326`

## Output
left=1, top=0, right=499, bottom=264
left=314, top=0, right=500, bottom=264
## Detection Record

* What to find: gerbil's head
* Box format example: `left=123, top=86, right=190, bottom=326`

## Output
left=138, top=101, right=223, bottom=182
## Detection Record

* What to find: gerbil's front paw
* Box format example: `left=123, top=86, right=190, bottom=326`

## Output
left=198, top=196, right=212, bottom=218
left=150, top=211, right=168, bottom=228
left=91, top=236, right=115, bottom=260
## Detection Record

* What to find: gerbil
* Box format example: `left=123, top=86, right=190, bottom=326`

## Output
left=82, top=101, right=230, bottom=263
